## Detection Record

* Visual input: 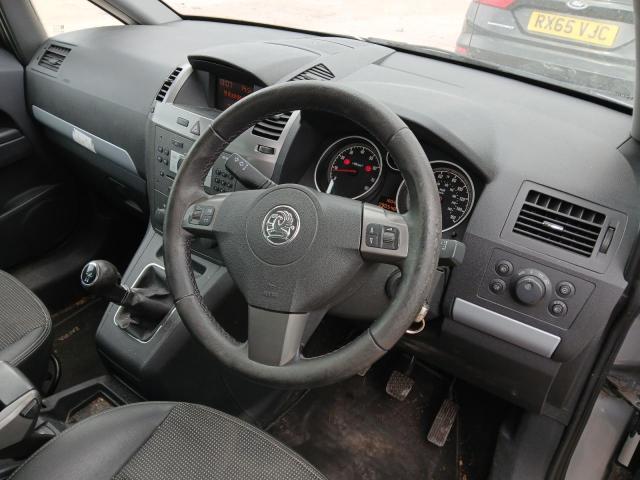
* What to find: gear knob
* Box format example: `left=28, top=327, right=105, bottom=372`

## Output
left=80, top=260, right=128, bottom=304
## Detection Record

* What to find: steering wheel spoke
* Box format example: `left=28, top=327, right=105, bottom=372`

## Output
left=247, top=306, right=323, bottom=366
left=360, top=204, right=409, bottom=265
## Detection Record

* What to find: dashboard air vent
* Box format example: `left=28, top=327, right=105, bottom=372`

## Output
left=38, top=44, right=71, bottom=72
left=513, top=190, right=605, bottom=257
left=155, top=66, right=183, bottom=102
left=290, top=63, right=335, bottom=81
left=251, top=112, right=292, bottom=141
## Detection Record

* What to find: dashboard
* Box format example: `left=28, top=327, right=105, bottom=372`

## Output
left=23, top=20, right=639, bottom=424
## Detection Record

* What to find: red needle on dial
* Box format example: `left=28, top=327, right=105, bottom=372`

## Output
left=333, top=168, right=358, bottom=174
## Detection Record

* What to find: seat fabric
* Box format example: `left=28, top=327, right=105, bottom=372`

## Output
left=10, top=402, right=326, bottom=480
left=0, top=270, right=51, bottom=385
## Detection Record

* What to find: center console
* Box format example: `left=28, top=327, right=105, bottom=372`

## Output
left=95, top=60, right=302, bottom=416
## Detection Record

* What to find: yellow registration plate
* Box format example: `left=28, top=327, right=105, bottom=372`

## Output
left=527, top=11, right=619, bottom=47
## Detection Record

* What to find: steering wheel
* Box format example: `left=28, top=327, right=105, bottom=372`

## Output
left=164, top=81, right=441, bottom=388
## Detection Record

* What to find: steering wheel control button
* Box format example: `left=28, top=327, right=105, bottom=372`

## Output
left=365, top=223, right=383, bottom=248
left=556, top=281, right=575, bottom=298
left=189, top=206, right=203, bottom=225
left=361, top=204, right=409, bottom=262
left=80, top=262, right=98, bottom=286
left=549, top=300, right=568, bottom=317
left=365, top=224, right=399, bottom=250
left=489, top=278, right=506, bottom=295
left=188, top=205, right=215, bottom=226
left=382, top=226, right=399, bottom=250
left=199, top=216, right=213, bottom=226
left=495, top=260, right=513, bottom=277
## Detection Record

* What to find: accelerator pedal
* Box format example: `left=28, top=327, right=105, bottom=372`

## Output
left=427, top=398, right=459, bottom=447
left=385, top=370, right=415, bottom=401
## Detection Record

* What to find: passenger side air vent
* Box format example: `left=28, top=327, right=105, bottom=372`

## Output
left=290, top=63, right=335, bottom=81
left=155, top=66, right=183, bottom=102
left=513, top=190, right=605, bottom=257
left=38, top=44, right=71, bottom=72
left=251, top=112, right=292, bottom=141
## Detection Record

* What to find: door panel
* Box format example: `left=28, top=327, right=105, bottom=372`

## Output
left=0, top=48, right=77, bottom=269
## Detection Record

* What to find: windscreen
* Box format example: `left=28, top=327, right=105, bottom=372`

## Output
left=162, top=0, right=636, bottom=106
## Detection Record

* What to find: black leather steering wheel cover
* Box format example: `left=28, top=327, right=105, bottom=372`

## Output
left=164, top=81, right=441, bottom=388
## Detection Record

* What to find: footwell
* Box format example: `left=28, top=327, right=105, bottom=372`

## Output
left=269, top=354, right=506, bottom=480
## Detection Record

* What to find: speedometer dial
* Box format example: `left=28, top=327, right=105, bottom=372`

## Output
left=314, top=136, right=383, bottom=200
left=396, top=161, right=475, bottom=232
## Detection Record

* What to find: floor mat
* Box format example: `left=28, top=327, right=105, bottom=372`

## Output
left=268, top=356, right=505, bottom=480
left=67, top=394, right=115, bottom=424
left=51, top=297, right=108, bottom=392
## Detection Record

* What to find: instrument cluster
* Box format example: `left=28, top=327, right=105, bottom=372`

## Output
left=313, top=135, right=476, bottom=233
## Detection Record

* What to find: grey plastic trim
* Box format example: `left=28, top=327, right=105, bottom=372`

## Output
left=163, top=63, right=193, bottom=104
left=452, top=298, right=561, bottom=358
left=32, top=105, right=137, bottom=173
left=0, top=388, right=39, bottom=450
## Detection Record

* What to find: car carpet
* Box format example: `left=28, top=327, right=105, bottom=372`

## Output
left=51, top=297, right=108, bottom=392
left=268, top=354, right=506, bottom=480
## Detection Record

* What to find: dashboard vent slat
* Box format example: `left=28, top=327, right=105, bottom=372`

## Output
left=155, top=66, right=183, bottom=102
left=251, top=64, right=332, bottom=141
left=251, top=112, right=292, bottom=141
left=38, top=44, right=71, bottom=72
left=512, top=190, right=605, bottom=257
left=290, top=63, right=335, bottom=81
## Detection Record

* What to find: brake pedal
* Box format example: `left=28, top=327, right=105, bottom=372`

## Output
left=427, top=398, right=459, bottom=447
left=385, top=370, right=415, bottom=401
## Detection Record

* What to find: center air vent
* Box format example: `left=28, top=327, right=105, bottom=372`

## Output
left=513, top=190, right=605, bottom=257
left=155, top=66, right=183, bottom=102
left=251, top=64, right=332, bottom=141
left=38, top=44, right=71, bottom=72
left=290, top=63, right=335, bottom=81
left=251, top=112, right=292, bottom=141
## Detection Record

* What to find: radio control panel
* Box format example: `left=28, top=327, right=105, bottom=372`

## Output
left=153, top=126, right=238, bottom=198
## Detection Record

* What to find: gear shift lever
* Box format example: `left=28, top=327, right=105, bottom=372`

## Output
left=80, top=260, right=172, bottom=326
left=80, top=260, right=128, bottom=304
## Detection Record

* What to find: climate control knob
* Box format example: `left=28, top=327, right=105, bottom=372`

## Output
left=513, top=270, right=550, bottom=305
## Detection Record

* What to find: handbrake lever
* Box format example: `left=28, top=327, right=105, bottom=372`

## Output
left=224, top=153, right=276, bottom=189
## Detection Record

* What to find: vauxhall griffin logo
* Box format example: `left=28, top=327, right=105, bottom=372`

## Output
left=262, top=205, right=300, bottom=245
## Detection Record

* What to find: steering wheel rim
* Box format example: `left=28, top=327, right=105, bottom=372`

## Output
left=164, top=81, right=441, bottom=388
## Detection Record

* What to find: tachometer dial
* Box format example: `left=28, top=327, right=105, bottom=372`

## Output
left=314, top=136, right=383, bottom=200
left=396, top=161, right=475, bottom=232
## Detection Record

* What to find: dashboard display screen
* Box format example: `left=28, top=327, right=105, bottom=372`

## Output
left=215, top=78, right=254, bottom=110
